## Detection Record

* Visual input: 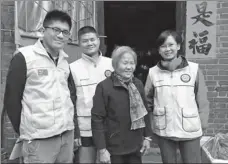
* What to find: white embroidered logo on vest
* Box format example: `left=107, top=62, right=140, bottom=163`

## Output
left=105, top=70, right=112, bottom=77
left=180, top=74, right=191, bottom=83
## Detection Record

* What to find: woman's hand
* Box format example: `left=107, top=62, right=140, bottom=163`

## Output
left=140, top=138, right=151, bottom=155
left=99, top=148, right=111, bottom=163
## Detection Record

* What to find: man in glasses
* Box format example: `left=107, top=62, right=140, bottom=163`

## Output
left=3, top=10, right=79, bottom=163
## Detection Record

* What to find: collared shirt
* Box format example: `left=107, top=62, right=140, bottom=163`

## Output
left=81, top=51, right=102, bottom=67
left=40, top=41, right=59, bottom=66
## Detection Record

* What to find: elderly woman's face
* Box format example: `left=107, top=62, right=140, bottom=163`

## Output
left=115, top=52, right=136, bottom=80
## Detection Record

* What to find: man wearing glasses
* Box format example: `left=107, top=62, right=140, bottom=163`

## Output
left=3, top=10, right=79, bottom=163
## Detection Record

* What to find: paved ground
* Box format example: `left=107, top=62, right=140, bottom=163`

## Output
left=142, top=148, right=162, bottom=163
left=6, top=137, right=213, bottom=163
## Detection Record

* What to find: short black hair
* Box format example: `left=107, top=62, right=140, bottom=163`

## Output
left=78, top=26, right=98, bottom=40
left=156, top=30, right=182, bottom=48
left=43, top=10, right=72, bottom=30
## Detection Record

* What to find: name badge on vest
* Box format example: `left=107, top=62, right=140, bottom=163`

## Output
left=180, top=74, right=191, bottom=83
left=38, top=69, right=48, bottom=76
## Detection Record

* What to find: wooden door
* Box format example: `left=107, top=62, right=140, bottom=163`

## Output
left=176, top=1, right=187, bottom=55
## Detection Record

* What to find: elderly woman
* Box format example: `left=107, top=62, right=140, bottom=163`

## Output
left=91, top=46, right=152, bottom=164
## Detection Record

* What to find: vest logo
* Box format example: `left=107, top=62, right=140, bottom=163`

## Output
left=38, top=69, right=48, bottom=76
left=181, top=74, right=191, bottom=83
left=105, top=70, right=112, bottom=77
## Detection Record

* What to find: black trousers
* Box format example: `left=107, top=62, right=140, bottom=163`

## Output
left=110, top=150, right=142, bottom=164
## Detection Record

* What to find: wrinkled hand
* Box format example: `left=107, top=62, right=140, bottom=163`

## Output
left=74, top=138, right=82, bottom=149
left=140, top=139, right=151, bottom=155
left=99, top=149, right=111, bottom=163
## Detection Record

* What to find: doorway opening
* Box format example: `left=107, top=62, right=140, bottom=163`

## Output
left=104, top=1, right=176, bottom=83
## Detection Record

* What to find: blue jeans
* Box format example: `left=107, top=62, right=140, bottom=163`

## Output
left=157, top=136, right=201, bottom=163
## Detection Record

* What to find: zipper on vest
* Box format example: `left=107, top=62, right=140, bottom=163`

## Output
left=170, top=72, right=173, bottom=78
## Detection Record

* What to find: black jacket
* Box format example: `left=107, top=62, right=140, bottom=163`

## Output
left=91, top=73, right=152, bottom=155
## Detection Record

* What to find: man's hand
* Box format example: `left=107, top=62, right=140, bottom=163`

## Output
left=140, top=139, right=151, bottom=155
left=99, top=148, right=111, bottom=163
left=74, top=138, right=82, bottom=148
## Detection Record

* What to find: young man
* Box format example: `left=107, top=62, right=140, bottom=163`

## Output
left=70, top=26, right=113, bottom=163
left=3, top=10, right=79, bottom=163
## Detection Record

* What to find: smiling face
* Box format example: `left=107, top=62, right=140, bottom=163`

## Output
left=158, top=35, right=180, bottom=61
left=115, top=52, right=136, bottom=80
left=43, top=20, right=70, bottom=51
left=79, top=32, right=100, bottom=56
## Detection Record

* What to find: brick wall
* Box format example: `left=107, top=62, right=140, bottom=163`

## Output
left=189, top=1, right=228, bottom=136
left=1, top=0, right=17, bottom=161
left=206, top=1, right=228, bottom=135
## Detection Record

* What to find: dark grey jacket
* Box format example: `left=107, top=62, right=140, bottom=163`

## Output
left=91, top=73, right=152, bottom=155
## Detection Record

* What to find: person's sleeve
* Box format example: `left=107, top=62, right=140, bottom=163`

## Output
left=91, top=83, right=107, bottom=150
left=138, top=80, right=152, bottom=137
left=3, top=52, right=26, bottom=134
left=144, top=72, right=154, bottom=112
left=68, top=69, right=80, bottom=138
left=195, top=68, right=210, bottom=130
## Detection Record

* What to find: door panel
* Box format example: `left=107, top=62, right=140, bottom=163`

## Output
left=176, top=1, right=187, bottom=55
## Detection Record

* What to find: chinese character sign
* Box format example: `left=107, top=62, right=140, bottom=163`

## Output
left=186, top=1, right=216, bottom=58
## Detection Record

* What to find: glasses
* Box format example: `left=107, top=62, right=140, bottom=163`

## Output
left=45, top=27, right=70, bottom=37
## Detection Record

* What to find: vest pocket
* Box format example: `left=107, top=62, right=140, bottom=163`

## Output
left=181, top=108, right=201, bottom=132
left=152, top=107, right=167, bottom=130
left=109, top=131, right=121, bottom=145
left=22, top=140, right=40, bottom=155
left=31, top=101, right=55, bottom=129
